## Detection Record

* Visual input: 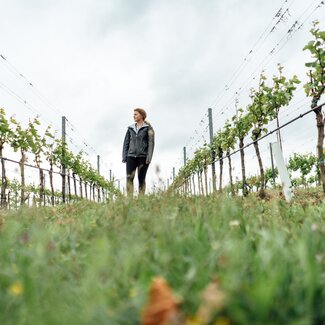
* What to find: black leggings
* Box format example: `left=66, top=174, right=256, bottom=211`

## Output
left=126, top=157, right=149, bottom=195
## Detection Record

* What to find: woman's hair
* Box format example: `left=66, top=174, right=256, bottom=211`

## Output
left=134, top=108, right=152, bottom=127
left=134, top=108, right=147, bottom=120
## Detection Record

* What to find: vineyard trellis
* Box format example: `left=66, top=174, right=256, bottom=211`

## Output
left=172, top=101, right=324, bottom=195
left=0, top=109, right=119, bottom=209
left=172, top=21, right=325, bottom=197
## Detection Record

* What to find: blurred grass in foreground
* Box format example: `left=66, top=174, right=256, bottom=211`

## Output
left=0, top=192, right=324, bottom=324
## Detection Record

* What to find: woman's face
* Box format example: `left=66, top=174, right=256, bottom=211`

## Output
left=133, top=111, right=143, bottom=123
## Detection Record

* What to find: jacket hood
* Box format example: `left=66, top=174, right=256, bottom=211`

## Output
left=128, top=122, right=149, bottom=132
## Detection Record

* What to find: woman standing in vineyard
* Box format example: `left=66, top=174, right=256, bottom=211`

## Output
left=122, top=108, right=155, bottom=196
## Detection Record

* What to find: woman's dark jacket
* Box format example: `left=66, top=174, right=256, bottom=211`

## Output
left=122, top=123, right=155, bottom=164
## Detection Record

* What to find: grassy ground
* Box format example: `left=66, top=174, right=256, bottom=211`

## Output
left=0, top=192, right=325, bottom=324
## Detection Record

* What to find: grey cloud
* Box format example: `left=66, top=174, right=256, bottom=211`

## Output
left=86, top=0, right=153, bottom=38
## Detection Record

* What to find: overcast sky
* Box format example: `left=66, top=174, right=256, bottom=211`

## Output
left=0, top=0, right=324, bottom=192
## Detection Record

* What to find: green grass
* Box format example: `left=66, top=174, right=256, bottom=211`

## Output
left=0, top=193, right=325, bottom=324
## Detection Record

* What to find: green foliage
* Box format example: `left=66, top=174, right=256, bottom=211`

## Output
left=222, top=119, right=237, bottom=151
left=247, top=68, right=299, bottom=142
left=265, top=166, right=279, bottom=187
left=212, top=120, right=236, bottom=160
left=268, top=64, right=300, bottom=120
left=303, top=20, right=325, bottom=102
left=29, top=121, right=51, bottom=167
left=9, top=118, right=31, bottom=154
left=248, top=73, right=270, bottom=141
left=232, top=109, right=252, bottom=141
left=288, top=153, right=318, bottom=187
left=173, top=145, right=212, bottom=188
left=0, top=108, right=13, bottom=151
left=71, top=151, right=84, bottom=176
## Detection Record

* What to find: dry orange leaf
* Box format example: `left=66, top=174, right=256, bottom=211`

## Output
left=142, top=277, right=180, bottom=325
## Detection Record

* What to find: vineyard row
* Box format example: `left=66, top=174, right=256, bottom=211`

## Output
left=172, top=21, right=325, bottom=198
left=0, top=110, right=120, bottom=209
